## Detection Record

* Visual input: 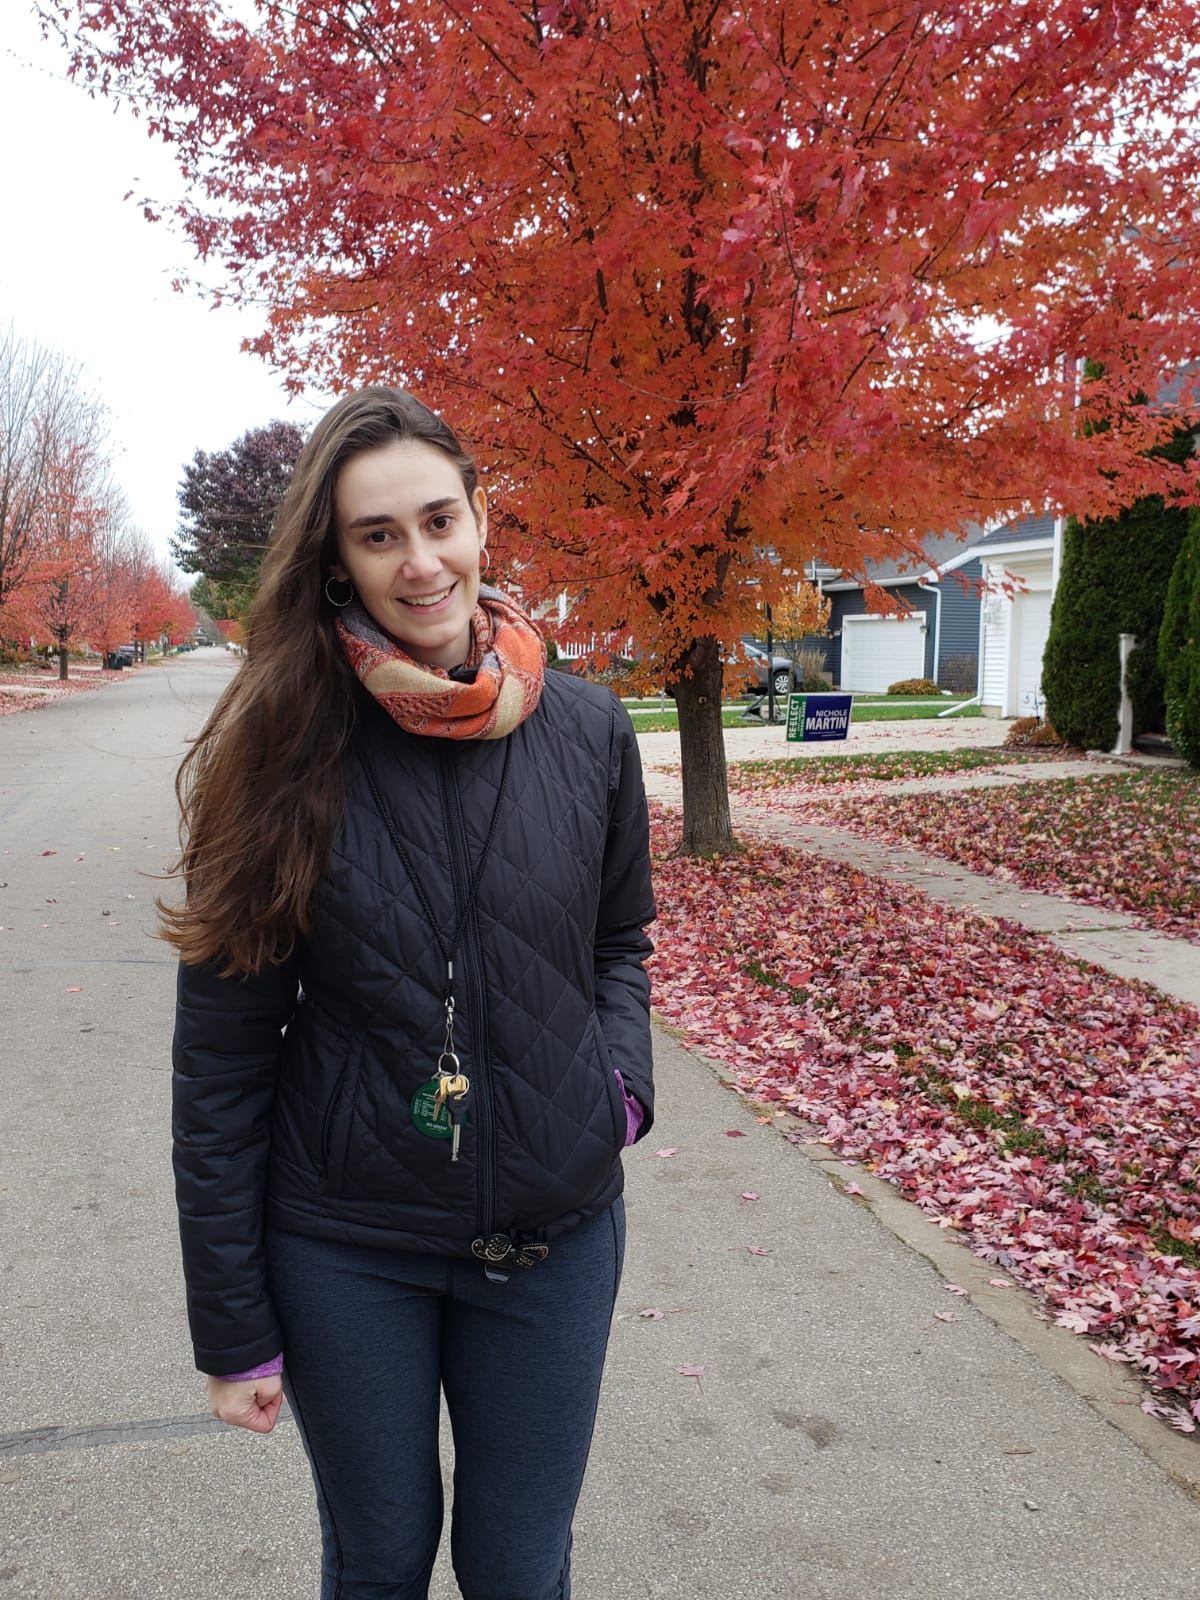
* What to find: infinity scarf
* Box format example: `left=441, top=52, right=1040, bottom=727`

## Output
left=337, top=585, right=546, bottom=740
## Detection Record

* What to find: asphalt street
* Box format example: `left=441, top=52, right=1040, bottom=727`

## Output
left=2, top=654, right=1199, bottom=1598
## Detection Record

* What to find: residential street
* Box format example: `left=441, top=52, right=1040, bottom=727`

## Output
left=2, top=656, right=1199, bottom=1598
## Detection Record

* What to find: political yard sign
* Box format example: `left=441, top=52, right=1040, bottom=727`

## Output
left=786, top=693, right=852, bottom=743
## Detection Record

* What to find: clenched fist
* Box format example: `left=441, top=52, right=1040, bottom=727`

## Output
left=205, top=1372, right=284, bottom=1434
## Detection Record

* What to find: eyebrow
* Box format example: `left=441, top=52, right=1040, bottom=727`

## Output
left=346, top=495, right=462, bottom=530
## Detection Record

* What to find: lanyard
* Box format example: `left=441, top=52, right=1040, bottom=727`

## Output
left=359, top=737, right=513, bottom=1071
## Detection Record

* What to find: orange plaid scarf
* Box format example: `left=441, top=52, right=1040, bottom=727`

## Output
left=337, top=586, right=546, bottom=740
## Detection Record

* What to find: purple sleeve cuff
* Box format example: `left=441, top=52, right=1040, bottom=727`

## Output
left=614, top=1069, right=645, bottom=1146
left=217, top=1354, right=284, bottom=1383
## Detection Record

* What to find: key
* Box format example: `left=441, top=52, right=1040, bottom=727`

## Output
left=440, top=1072, right=470, bottom=1162
left=434, top=1056, right=466, bottom=1114
left=436, top=1070, right=469, bottom=1106
left=449, top=1098, right=467, bottom=1163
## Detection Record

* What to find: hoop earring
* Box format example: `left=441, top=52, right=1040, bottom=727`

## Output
left=324, top=575, right=355, bottom=608
left=479, top=549, right=490, bottom=574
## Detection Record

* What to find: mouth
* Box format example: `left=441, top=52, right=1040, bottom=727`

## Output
left=397, top=582, right=456, bottom=612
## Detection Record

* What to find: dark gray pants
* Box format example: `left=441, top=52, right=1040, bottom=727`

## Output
left=267, top=1200, right=625, bottom=1599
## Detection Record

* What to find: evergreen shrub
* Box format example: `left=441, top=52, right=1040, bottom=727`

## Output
left=1159, top=511, right=1200, bottom=767
left=1043, top=426, right=1192, bottom=749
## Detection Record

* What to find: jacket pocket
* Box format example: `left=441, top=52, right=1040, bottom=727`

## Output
left=591, top=1015, right=627, bottom=1150
left=318, top=1038, right=363, bottom=1194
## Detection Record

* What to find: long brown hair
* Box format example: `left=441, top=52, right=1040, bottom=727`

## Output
left=160, top=388, right=481, bottom=975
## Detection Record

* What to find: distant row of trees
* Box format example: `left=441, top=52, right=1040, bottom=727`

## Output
left=0, top=327, right=195, bottom=676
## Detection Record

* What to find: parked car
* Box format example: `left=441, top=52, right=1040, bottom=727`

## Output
left=734, top=642, right=798, bottom=698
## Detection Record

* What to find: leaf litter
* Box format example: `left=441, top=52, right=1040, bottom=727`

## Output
left=733, top=769, right=1200, bottom=945
left=648, top=803, right=1200, bottom=1432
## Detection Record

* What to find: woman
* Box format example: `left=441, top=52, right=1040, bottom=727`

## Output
left=166, top=388, right=656, bottom=1599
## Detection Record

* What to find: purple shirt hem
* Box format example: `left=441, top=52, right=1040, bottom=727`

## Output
left=217, top=1354, right=284, bottom=1384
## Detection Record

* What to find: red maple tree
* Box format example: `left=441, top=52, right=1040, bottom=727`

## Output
left=11, top=444, right=109, bottom=678
left=44, top=0, right=1200, bottom=848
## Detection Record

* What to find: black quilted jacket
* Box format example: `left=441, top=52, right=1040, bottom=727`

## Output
left=172, top=672, right=656, bottom=1374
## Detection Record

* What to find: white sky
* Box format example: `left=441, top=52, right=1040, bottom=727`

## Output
left=0, top=7, right=327, bottom=567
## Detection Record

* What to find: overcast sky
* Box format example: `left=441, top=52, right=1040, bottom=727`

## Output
left=1, top=7, right=327, bottom=567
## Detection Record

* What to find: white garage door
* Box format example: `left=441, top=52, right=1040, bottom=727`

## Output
left=841, top=617, right=926, bottom=692
left=1014, top=590, right=1052, bottom=716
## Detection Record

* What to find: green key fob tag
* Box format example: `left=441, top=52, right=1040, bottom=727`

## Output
left=411, top=1079, right=454, bottom=1140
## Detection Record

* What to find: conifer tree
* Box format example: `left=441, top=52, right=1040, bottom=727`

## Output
left=1159, top=511, right=1200, bottom=766
left=1043, top=428, right=1192, bottom=750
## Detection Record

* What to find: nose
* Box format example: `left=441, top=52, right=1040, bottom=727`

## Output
left=399, top=536, right=443, bottom=583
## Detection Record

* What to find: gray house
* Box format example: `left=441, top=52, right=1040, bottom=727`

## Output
left=804, top=531, right=984, bottom=692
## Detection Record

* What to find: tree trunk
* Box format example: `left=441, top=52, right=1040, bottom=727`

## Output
left=669, top=634, right=735, bottom=855
left=58, top=644, right=69, bottom=681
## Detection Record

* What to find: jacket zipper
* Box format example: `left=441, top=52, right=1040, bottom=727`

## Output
left=439, top=754, right=498, bottom=1241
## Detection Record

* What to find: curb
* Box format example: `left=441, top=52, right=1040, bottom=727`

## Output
left=654, top=1018, right=1200, bottom=1502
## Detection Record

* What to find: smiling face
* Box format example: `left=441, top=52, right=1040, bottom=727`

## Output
left=332, top=438, right=487, bottom=669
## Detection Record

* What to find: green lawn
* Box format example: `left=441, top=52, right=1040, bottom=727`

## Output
left=847, top=701, right=981, bottom=722
left=623, top=697, right=979, bottom=732
left=629, top=707, right=758, bottom=732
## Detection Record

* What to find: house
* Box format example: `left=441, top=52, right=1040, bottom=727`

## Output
left=804, top=531, right=984, bottom=692
left=973, top=512, right=1058, bottom=718
left=973, top=369, right=1196, bottom=718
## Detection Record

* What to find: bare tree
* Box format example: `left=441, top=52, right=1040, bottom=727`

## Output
left=0, top=326, right=107, bottom=623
